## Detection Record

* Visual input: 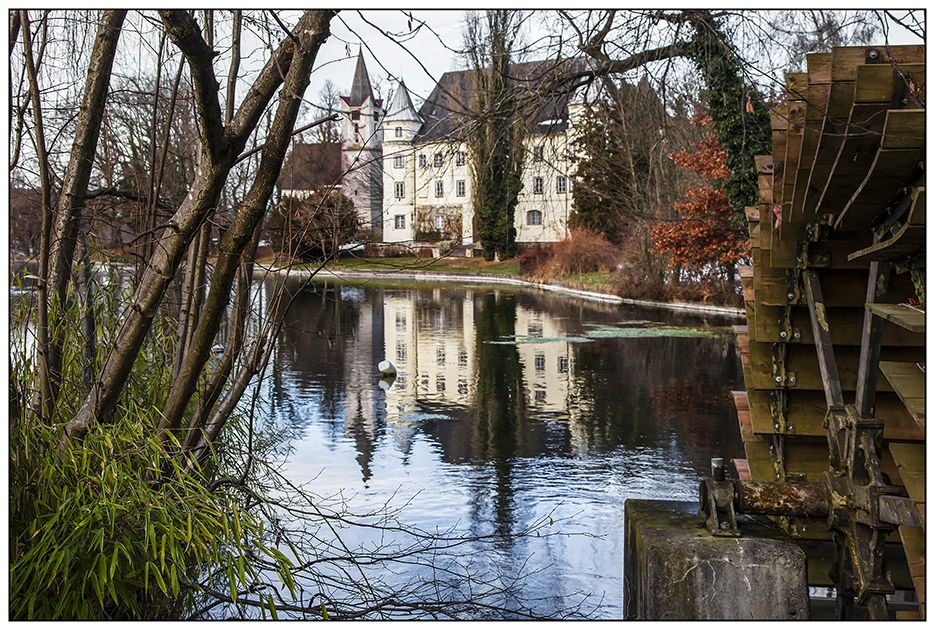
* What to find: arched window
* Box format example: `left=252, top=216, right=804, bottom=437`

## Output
left=527, top=210, right=543, bottom=226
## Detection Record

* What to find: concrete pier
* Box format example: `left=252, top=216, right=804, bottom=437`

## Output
left=624, top=499, right=809, bottom=620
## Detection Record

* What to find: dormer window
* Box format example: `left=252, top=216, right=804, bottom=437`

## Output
left=352, top=111, right=360, bottom=121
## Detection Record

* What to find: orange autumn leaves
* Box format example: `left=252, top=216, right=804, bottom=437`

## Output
left=650, top=112, right=749, bottom=272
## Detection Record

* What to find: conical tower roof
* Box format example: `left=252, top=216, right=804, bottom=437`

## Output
left=348, top=50, right=375, bottom=107
left=384, top=81, right=423, bottom=124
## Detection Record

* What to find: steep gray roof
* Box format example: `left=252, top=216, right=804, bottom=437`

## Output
left=347, top=50, right=375, bottom=107
left=384, top=81, right=423, bottom=124
left=413, top=59, right=584, bottom=145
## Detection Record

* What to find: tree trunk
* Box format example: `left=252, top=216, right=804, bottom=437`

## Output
left=159, top=9, right=335, bottom=437
left=64, top=10, right=336, bottom=446
left=20, top=10, right=55, bottom=421
left=45, top=10, right=126, bottom=411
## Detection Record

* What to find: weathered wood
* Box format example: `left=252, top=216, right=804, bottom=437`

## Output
left=746, top=338, right=925, bottom=391
left=732, top=458, right=752, bottom=481
left=866, top=303, right=925, bottom=333
left=889, top=443, right=926, bottom=505
left=754, top=303, right=924, bottom=347
left=847, top=187, right=926, bottom=262
left=834, top=146, right=922, bottom=231
left=854, top=260, right=891, bottom=418
left=880, top=109, right=926, bottom=149
left=803, top=270, right=844, bottom=409
left=763, top=268, right=916, bottom=308
left=898, top=525, right=926, bottom=618
left=743, top=439, right=901, bottom=484
left=744, top=389, right=923, bottom=442
left=880, top=361, right=926, bottom=431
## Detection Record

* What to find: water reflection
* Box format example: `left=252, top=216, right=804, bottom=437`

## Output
left=262, top=278, right=744, bottom=617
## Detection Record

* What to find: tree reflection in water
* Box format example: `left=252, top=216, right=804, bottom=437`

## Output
left=262, top=279, right=744, bottom=617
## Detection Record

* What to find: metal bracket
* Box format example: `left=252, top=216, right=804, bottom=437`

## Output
left=769, top=389, right=792, bottom=433
left=699, top=478, right=741, bottom=537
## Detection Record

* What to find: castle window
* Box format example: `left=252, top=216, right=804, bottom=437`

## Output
left=527, top=210, right=542, bottom=226
left=533, top=146, right=543, bottom=162
left=435, top=181, right=444, bottom=197
left=394, top=155, right=405, bottom=168
left=435, top=214, right=445, bottom=229
left=395, top=126, right=402, bottom=137
left=456, top=180, right=465, bottom=197
left=419, top=154, right=427, bottom=167
left=556, top=176, right=567, bottom=194
left=352, top=111, right=360, bottom=121
left=456, top=151, right=465, bottom=166
left=533, top=177, right=543, bottom=194
left=434, top=153, right=443, bottom=167
left=534, top=354, right=545, bottom=371
left=394, top=182, right=405, bottom=198
left=395, top=214, right=406, bottom=229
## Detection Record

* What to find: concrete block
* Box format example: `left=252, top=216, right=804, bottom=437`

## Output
left=624, top=499, right=809, bottom=620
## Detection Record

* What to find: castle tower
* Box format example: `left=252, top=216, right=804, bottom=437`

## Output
left=381, top=81, right=423, bottom=242
left=340, top=51, right=384, bottom=233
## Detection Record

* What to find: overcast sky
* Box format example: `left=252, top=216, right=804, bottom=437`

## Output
left=309, top=10, right=470, bottom=112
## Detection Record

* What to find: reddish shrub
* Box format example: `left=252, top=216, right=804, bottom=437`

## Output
left=518, top=244, right=554, bottom=276
left=548, top=229, right=618, bottom=277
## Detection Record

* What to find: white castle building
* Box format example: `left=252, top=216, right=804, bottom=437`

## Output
left=288, top=52, right=581, bottom=251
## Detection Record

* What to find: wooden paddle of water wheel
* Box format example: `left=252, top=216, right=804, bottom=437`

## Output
left=699, top=45, right=925, bottom=619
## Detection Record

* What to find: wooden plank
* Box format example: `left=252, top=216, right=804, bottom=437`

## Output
left=732, top=458, right=751, bottom=481
left=745, top=389, right=923, bottom=442
left=866, top=303, right=925, bottom=333
left=853, top=63, right=898, bottom=103
left=754, top=303, right=925, bottom=347
left=744, top=439, right=901, bottom=483
left=760, top=268, right=917, bottom=308
left=889, top=442, right=926, bottom=506
left=813, top=101, right=890, bottom=218
left=732, top=390, right=756, bottom=442
left=782, top=81, right=806, bottom=217
left=790, top=81, right=830, bottom=222
left=798, top=540, right=916, bottom=587
left=746, top=338, right=925, bottom=391
left=881, top=109, right=926, bottom=150
left=881, top=359, right=927, bottom=432
left=834, top=146, right=922, bottom=231
left=898, top=525, right=926, bottom=618
left=848, top=187, right=926, bottom=262
left=896, top=611, right=923, bottom=620
left=807, top=52, right=832, bottom=83
left=801, top=80, right=855, bottom=220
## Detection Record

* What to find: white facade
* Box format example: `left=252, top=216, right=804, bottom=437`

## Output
left=376, top=79, right=578, bottom=247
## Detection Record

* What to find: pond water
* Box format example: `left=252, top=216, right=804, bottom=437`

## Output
left=257, top=278, right=745, bottom=619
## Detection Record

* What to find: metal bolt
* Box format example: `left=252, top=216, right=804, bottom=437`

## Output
left=780, top=331, right=788, bottom=338
left=776, top=376, right=783, bottom=383
left=788, top=293, right=795, bottom=301
left=868, top=49, right=880, bottom=60
left=794, top=331, right=801, bottom=339
left=790, top=376, right=797, bottom=384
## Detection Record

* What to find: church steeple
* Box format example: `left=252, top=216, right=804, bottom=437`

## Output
left=348, top=49, right=375, bottom=107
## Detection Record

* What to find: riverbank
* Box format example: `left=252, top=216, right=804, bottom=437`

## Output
left=254, top=261, right=746, bottom=318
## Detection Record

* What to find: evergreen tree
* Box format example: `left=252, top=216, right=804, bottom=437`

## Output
left=687, top=11, right=772, bottom=216
left=464, top=10, right=524, bottom=260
